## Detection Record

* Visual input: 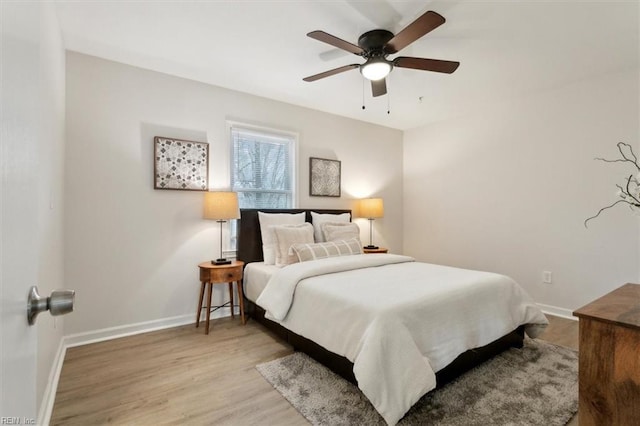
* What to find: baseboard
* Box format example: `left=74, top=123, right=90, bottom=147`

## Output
left=64, top=313, right=193, bottom=348
left=65, top=308, right=233, bottom=348
left=538, top=303, right=577, bottom=321
left=37, top=338, right=66, bottom=426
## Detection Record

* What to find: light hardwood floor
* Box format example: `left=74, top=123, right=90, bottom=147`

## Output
left=51, top=315, right=579, bottom=425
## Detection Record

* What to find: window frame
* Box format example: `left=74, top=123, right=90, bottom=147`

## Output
left=226, top=120, right=299, bottom=252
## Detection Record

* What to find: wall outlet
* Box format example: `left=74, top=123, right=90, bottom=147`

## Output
left=543, top=271, right=552, bottom=284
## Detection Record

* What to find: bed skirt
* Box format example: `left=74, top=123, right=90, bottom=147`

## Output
left=245, top=298, right=524, bottom=387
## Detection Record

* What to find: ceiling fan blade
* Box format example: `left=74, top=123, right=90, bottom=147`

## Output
left=307, top=31, right=364, bottom=55
left=303, top=64, right=360, bottom=82
left=394, top=57, right=460, bottom=74
left=384, top=11, right=446, bottom=54
left=371, top=78, right=387, bottom=97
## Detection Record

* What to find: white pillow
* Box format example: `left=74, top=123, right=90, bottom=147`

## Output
left=258, top=212, right=305, bottom=265
left=321, top=222, right=361, bottom=243
left=310, top=211, right=351, bottom=242
left=291, top=238, right=363, bottom=262
left=272, top=223, right=314, bottom=267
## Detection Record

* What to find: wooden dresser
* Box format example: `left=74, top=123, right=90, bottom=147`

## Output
left=573, top=283, right=640, bottom=425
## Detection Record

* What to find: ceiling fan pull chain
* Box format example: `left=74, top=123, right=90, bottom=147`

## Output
left=362, top=78, right=366, bottom=110
left=387, top=91, right=390, bottom=114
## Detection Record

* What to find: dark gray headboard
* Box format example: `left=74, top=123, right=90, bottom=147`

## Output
left=237, top=208, right=352, bottom=264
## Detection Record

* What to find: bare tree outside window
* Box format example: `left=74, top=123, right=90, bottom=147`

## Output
left=229, top=125, right=296, bottom=250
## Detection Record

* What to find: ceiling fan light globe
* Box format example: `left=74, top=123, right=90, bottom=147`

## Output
left=360, top=62, right=391, bottom=81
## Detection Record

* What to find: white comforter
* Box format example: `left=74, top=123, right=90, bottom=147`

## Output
left=256, top=254, right=548, bottom=425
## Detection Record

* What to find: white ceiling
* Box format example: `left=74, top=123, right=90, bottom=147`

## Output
left=54, top=0, right=639, bottom=130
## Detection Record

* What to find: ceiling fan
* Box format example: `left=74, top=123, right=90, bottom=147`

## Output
left=303, top=10, right=460, bottom=97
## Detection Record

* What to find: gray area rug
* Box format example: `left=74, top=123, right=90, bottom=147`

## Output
left=256, top=339, right=578, bottom=425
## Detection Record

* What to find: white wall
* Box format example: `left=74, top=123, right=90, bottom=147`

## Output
left=403, top=68, right=640, bottom=313
left=64, top=52, right=403, bottom=335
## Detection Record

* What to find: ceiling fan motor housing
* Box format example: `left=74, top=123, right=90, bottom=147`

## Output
left=358, top=29, right=394, bottom=56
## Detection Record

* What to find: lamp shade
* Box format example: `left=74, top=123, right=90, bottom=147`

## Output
left=203, top=191, right=240, bottom=220
left=359, top=198, right=384, bottom=219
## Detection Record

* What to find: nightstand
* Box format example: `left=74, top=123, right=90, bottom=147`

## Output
left=197, top=260, right=245, bottom=334
left=363, top=247, right=388, bottom=254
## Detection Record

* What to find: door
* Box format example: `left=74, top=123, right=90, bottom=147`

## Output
left=1, top=1, right=43, bottom=420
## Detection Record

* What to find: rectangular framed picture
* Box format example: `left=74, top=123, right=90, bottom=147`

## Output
left=154, top=136, right=209, bottom=191
left=309, top=157, right=341, bottom=197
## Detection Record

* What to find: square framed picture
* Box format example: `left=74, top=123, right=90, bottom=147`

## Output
left=154, top=136, right=209, bottom=191
left=309, top=157, right=341, bottom=197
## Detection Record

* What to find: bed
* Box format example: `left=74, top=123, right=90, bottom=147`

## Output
left=237, top=208, right=548, bottom=425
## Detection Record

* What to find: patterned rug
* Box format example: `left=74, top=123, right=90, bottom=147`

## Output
left=256, top=339, right=578, bottom=425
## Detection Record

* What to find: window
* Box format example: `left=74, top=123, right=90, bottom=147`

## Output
left=228, top=123, right=297, bottom=249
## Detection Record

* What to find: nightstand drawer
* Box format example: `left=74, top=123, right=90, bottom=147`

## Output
left=363, top=247, right=388, bottom=254
left=201, top=266, right=242, bottom=282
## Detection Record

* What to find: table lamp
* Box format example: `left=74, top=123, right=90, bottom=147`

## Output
left=359, top=198, right=384, bottom=249
left=203, top=191, right=240, bottom=265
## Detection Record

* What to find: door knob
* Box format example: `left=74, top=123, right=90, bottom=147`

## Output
left=27, top=286, right=75, bottom=325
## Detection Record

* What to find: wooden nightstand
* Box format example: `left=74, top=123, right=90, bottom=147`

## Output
left=363, top=247, right=388, bottom=254
left=197, top=260, right=245, bottom=334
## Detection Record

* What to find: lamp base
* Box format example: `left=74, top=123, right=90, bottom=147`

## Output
left=363, top=245, right=379, bottom=250
left=211, top=258, right=232, bottom=265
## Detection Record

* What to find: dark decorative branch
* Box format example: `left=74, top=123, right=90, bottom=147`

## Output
left=585, top=142, right=640, bottom=228
left=621, top=142, right=640, bottom=167
left=593, top=142, right=640, bottom=171
left=584, top=199, right=638, bottom=228
left=625, top=175, right=640, bottom=205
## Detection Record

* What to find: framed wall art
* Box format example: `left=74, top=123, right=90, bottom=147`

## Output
left=154, top=136, right=209, bottom=191
left=309, top=157, right=341, bottom=197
